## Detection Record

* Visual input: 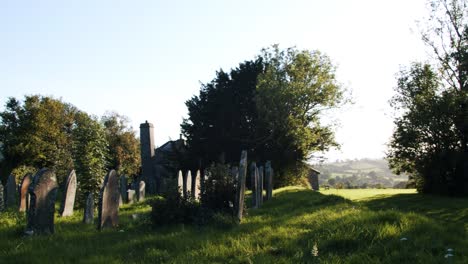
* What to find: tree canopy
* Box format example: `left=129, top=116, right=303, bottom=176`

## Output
left=182, top=46, right=345, bottom=186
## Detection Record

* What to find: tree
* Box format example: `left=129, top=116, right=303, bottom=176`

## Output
left=72, top=112, right=108, bottom=205
left=102, top=112, right=140, bottom=177
left=182, top=46, right=345, bottom=186
left=388, top=0, right=468, bottom=195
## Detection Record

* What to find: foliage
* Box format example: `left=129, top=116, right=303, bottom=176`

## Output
left=388, top=0, right=468, bottom=196
left=0, top=95, right=76, bottom=184
left=102, top=111, right=140, bottom=177
left=1, top=187, right=467, bottom=263
left=150, top=194, right=201, bottom=226
left=201, top=163, right=237, bottom=215
left=182, top=46, right=346, bottom=186
left=72, top=112, right=108, bottom=206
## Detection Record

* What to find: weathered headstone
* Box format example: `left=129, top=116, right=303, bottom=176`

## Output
left=177, top=170, right=184, bottom=195
left=137, top=181, right=146, bottom=202
left=0, top=184, right=4, bottom=212
left=235, top=151, right=247, bottom=223
left=193, top=170, right=201, bottom=200
left=5, top=174, right=16, bottom=208
left=97, top=170, right=120, bottom=230
left=250, top=162, right=258, bottom=209
left=120, top=176, right=128, bottom=204
left=258, top=166, right=264, bottom=207
left=185, top=171, right=192, bottom=199
left=265, top=161, right=273, bottom=201
left=83, top=193, right=94, bottom=224
left=19, top=173, right=32, bottom=212
left=127, top=189, right=136, bottom=204
left=26, top=168, right=59, bottom=235
left=60, top=170, right=77, bottom=217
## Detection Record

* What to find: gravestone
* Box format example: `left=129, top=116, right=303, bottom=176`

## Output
left=137, top=181, right=145, bottom=202
left=0, top=184, right=4, bottom=212
left=265, top=161, right=273, bottom=201
left=97, top=170, right=120, bottom=230
left=185, top=171, right=192, bottom=199
left=120, top=176, right=128, bottom=204
left=60, top=170, right=77, bottom=217
left=258, top=166, right=264, bottom=207
left=5, top=174, right=17, bottom=208
left=127, top=189, right=136, bottom=204
left=177, top=170, right=184, bottom=195
left=250, top=162, right=258, bottom=209
left=193, top=170, right=201, bottom=200
left=235, top=151, right=247, bottom=223
left=19, top=173, right=33, bottom=212
left=83, top=193, right=94, bottom=224
left=26, top=168, right=59, bottom=235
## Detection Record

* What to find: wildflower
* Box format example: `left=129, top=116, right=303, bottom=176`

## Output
left=311, top=242, right=319, bottom=257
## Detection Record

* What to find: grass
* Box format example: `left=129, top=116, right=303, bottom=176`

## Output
left=1, top=187, right=467, bottom=263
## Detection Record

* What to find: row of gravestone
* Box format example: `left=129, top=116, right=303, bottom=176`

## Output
left=177, top=170, right=202, bottom=200
left=0, top=168, right=146, bottom=235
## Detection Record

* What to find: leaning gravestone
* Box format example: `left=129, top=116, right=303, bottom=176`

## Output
left=258, top=166, right=264, bottom=207
left=185, top=171, right=192, bottom=199
left=235, top=151, right=248, bottom=223
left=0, top=184, right=4, bottom=212
left=137, top=181, right=146, bottom=202
left=127, top=189, right=136, bottom=204
left=5, top=174, right=17, bottom=208
left=97, top=170, right=120, bottom=230
left=193, top=170, right=201, bottom=200
left=120, top=176, right=128, bottom=204
left=19, top=173, right=33, bottom=212
left=26, top=168, right=59, bottom=235
left=250, top=162, right=258, bottom=209
left=83, top=193, right=94, bottom=224
left=60, top=170, right=77, bottom=217
left=178, top=170, right=184, bottom=195
left=265, top=161, right=273, bottom=201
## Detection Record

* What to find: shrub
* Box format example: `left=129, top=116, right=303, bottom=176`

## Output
left=201, top=163, right=236, bottom=216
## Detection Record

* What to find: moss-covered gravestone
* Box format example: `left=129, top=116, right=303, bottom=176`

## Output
left=19, top=173, right=32, bottom=212
left=98, top=170, right=120, bottom=230
left=5, top=174, right=17, bottom=208
left=235, top=151, right=247, bottom=223
left=83, top=193, right=94, bottom=224
left=26, top=168, right=59, bottom=235
left=60, top=170, right=77, bottom=217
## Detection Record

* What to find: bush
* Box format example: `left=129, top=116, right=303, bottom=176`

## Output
left=151, top=193, right=200, bottom=226
left=201, top=163, right=236, bottom=215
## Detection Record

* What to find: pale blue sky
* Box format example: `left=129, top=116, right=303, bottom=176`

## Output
left=0, top=0, right=428, bottom=161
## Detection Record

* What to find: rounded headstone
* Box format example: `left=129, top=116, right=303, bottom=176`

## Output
left=98, top=170, right=120, bottom=230
left=19, top=173, right=33, bottom=212
left=60, top=170, right=77, bottom=217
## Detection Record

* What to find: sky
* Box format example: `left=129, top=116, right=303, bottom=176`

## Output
left=0, top=0, right=429, bottom=162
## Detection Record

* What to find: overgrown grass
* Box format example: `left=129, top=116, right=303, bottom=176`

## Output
left=1, top=187, right=467, bottom=263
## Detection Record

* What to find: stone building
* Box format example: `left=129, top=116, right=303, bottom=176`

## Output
left=140, top=121, right=187, bottom=194
left=307, top=166, right=320, bottom=191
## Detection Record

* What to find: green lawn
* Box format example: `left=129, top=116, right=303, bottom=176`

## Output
left=1, top=187, right=467, bottom=263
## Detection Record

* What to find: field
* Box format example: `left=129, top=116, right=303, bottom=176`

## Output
left=1, top=187, right=467, bottom=263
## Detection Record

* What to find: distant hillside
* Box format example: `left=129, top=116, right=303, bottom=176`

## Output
left=315, top=158, right=409, bottom=188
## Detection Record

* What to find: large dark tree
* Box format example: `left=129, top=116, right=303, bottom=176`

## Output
left=182, top=46, right=344, bottom=186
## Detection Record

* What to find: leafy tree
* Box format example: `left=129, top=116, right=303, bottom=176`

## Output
left=388, top=0, right=468, bottom=195
left=72, top=112, right=108, bottom=205
left=102, top=112, right=140, bottom=177
left=182, top=46, right=345, bottom=186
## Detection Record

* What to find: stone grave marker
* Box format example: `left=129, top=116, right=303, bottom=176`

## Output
left=19, top=173, right=32, bottom=212
left=137, top=181, right=146, bottom=202
left=265, top=161, right=273, bottom=201
left=83, top=193, right=94, bottom=224
left=5, top=174, right=17, bottom=208
left=235, top=151, right=247, bottom=223
left=193, top=170, right=201, bottom=200
left=250, top=162, right=258, bottom=209
left=177, top=170, right=184, bottom=195
left=120, top=176, right=128, bottom=204
left=185, top=171, right=192, bottom=199
left=26, top=168, right=58, bottom=235
left=97, top=170, right=120, bottom=230
left=60, top=170, right=77, bottom=217
left=127, top=189, right=136, bottom=204
left=258, top=166, right=264, bottom=207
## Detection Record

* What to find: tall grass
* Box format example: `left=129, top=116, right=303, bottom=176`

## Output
left=0, top=187, right=466, bottom=263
